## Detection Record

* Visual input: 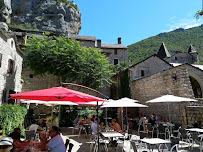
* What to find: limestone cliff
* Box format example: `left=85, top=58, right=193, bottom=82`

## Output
left=0, top=0, right=81, bottom=35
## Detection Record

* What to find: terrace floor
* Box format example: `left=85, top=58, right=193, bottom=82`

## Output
left=60, top=128, right=202, bottom=152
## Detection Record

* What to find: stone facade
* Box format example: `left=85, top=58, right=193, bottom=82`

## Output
left=0, top=29, right=23, bottom=105
left=129, top=55, right=173, bottom=81
left=130, top=64, right=202, bottom=127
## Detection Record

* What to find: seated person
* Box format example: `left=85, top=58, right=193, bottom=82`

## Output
left=148, top=115, right=156, bottom=127
left=0, top=137, right=13, bottom=152
left=38, top=118, right=46, bottom=129
left=91, top=118, right=99, bottom=135
left=110, top=119, right=121, bottom=133
left=26, top=120, right=43, bottom=133
left=73, top=116, right=80, bottom=126
left=100, top=122, right=105, bottom=131
left=9, top=128, right=29, bottom=152
left=40, top=126, right=66, bottom=152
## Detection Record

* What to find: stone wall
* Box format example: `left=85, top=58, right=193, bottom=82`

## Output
left=129, top=55, right=172, bottom=80
left=21, top=70, right=59, bottom=92
left=0, top=30, right=23, bottom=105
left=130, top=65, right=195, bottom=126
left=102, top=48, right=128, bottom=65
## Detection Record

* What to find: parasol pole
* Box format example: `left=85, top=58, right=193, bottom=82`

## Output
left=167, top=103, right=172, bottom=137
left=61, top=82, right=109, bottom=152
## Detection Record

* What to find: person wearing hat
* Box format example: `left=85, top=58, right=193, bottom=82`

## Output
left=9, top=128, right=30, bottom=152
left=0, top=137, right=13, bottom=152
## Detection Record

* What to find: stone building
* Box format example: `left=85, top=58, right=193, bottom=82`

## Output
left=0, top=27, right=23, bottom=105
left=9, top=29, right=128, bottom=95
left=111, top=42, right=203, bottom=127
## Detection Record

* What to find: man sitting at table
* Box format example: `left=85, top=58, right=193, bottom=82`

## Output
left=41, top=126, right=66, bottom=152
left=110, top=119, right=121, bottom=133
left=26, top=120, right=43, bottom=133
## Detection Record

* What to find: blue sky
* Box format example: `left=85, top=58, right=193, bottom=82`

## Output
left=73, top=0, right=203, bottom=46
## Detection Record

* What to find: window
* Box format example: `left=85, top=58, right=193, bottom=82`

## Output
left=11, top=40, right=14, bottom=48
left=141, top=70, right=145, bottom=77
left=2, top=88, right=7, bottom=104
left=114, top=49, right=117, bottom=54
left=114, top=59, right=118, bottom=65
left=30, top=74, right=34, bottom=78
left=0, top=53, right=2, bottom=67
left=7, top=59, right=14, bottom=74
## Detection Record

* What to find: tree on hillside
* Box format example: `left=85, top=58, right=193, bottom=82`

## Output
left=24, top=35, right=114, bottom=89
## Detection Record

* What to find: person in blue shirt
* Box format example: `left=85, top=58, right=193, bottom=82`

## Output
left=41, top=126, right=66, bottom=152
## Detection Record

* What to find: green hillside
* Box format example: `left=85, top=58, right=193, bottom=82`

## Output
left=128, top=25, right=203, bottom=65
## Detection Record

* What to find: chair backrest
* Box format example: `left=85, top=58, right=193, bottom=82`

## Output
left=191, top=132, right=200, bottom=141
left=130, top=141, right=137, bottom=152
left=170, top=136, right=179, bottom=147
left=140, top=131, right=148, bottom=139
left=68, top=143, right=74, bottom=152
left=146, top=123, right=153, bottom=131
left=158, top=124, right=165, bottom=133
left=179, top=128, right=187, bottom=139
left=65, top=138, right=70, bottom=150
left=25, top=130, right=35, bottom=140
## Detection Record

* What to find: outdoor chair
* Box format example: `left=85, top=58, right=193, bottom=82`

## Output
left=179, top=128, right=191, bottom=148
left=157, top=124, right=167, bottom=139
left=146, top=123, right=154, bottom=138
left=72, top=122, right=79, bottom=134
left=25, top=130, right=35, bottom=140
left=78, top=125, right=87, bottom=138
left=140, top=131, right=148, bottom=139
left=172, top=123, right=181, bottom=137
left=65, top=138, right=70, bottom=150
left=190, top=131, right=202, bottom=151
left=158, top=136, right=179, bottom=152
left=68, top=143, right=74, bottom=152
left=130, top=138, right=149, bottom=152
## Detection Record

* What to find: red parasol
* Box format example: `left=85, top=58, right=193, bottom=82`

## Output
left=10, top=87, right=105, bottom=102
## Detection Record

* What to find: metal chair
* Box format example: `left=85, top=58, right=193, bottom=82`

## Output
left=190, top=131, right=202, bottom=151
left=179, top=128, right=191, bottom=148
left=25, top=130, right=35, bottom=140
left=157, top=124, right=167, bottom=139
left=146, top=123, right=154, bottom=138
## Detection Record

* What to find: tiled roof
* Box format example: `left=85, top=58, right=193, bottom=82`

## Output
left=99, top=43, right=128, bottom=49
left=157, top=42, right=171, bottom=58
left=68, top=34, right=96, bottom=41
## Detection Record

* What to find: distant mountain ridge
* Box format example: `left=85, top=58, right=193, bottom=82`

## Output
left=128, top=25, right=203, bottom=65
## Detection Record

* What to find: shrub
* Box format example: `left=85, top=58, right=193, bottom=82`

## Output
left=0, top=104, right=27, bottom=136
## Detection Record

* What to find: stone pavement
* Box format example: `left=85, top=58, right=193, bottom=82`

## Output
left=60, top=128, right=202, bottom=152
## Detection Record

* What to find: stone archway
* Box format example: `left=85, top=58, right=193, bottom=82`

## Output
left=189, top=76, right=202, bottom=98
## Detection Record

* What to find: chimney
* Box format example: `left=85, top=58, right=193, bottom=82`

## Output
left=97, top=39, right=101, bottom=48
left=118, top=37, right=121, bottom=44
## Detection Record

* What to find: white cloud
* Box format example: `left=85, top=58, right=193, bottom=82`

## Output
left=163, top=17, right=203, bottom=32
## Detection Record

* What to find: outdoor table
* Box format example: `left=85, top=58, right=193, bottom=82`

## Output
left=186, top=128, right=203, bottom=133
left=100, top=131, right=124, bottom=138
left=140, top=138, right=171, bottom=152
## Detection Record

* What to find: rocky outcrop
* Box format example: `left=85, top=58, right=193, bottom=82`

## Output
left=0, top=0, right=12, bottom=23
left=0, top=0, right=81, bottom=35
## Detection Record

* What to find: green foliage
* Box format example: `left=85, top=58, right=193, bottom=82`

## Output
left=0, top=104, right=27, bottom=136
left=59, top=106, right=78, bottom=127
left=24, top=35, right=114, bottom=89
left=111, top=61, right=129, bottom=74
left=119, top=70, right=131, bottom=98
left=79, top=107, right=103, bottom=118
left=7, top=22, right=39, bottom=31
left=128, top=26, right=203, bottom=65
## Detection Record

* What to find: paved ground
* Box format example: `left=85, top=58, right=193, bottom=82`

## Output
left=60, top=128, right=202, bottom=152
